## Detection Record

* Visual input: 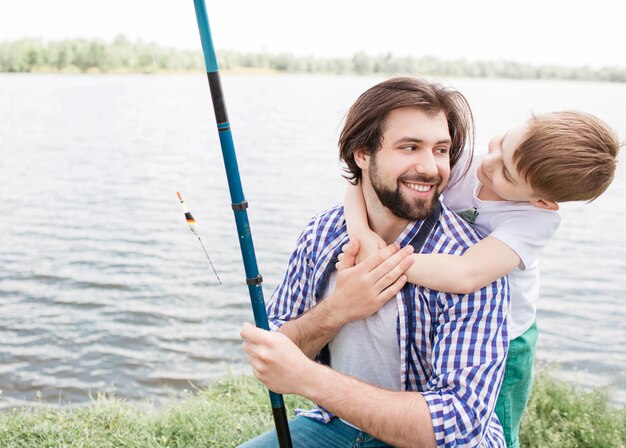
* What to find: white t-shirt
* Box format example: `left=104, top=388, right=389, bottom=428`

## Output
left=443, top=147, right=561, bottom=339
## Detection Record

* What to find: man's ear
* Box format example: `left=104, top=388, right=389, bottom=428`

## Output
left=530, top=197, right=559, bottom=211
left=354, top=148, right=369, bottom=170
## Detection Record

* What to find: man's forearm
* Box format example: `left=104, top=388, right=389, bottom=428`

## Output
left=278, top=298, right=345, bottom=359
left=302, top=363, right=436, bottom=448
left=242, top=320, right=437, bottom=447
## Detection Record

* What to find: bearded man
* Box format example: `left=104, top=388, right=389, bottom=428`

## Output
left=239, top=77, right=510, bottom=448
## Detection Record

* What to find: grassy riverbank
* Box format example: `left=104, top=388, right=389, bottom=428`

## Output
left=0, top=374, right=624, bottom=447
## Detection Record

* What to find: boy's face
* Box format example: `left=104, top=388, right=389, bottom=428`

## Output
left=477, top=121, right=540, bottom=203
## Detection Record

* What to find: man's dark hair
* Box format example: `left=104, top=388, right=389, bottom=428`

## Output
left=339, top=76, right=475, bottom=184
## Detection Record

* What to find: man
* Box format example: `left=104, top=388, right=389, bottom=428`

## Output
left=240, top=77, right=510, bottom=447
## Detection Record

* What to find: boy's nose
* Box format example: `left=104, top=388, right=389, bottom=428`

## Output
left=483, top=153, right=498, bottom=172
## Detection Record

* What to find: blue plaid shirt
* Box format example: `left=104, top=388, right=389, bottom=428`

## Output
left=267, top=203, right=509, bottom=447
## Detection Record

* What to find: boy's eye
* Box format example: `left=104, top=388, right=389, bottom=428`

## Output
left=435, top=147, right=449, bottom=154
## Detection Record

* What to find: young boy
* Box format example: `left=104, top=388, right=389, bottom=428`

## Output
left=343, top=110, right=621, bottom=448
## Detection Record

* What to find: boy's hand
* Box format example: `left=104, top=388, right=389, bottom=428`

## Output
left=335, top=239, right=360, bottom=271
left=355, top=230, right=386, bottom=264
left=338, top=232, right=386, bottom=269
left=335, top=233, right=386, bottom=271
left=327, top=242, right=414, bottom=325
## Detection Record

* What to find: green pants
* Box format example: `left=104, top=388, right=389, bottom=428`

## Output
left=495, top=322, right=538, bottom=448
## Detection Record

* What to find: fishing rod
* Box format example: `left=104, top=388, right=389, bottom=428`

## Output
left=191, top=1, right=293, bottom=447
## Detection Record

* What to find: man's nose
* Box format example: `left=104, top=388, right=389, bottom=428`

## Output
left=413, top=152, right=438, bottom=177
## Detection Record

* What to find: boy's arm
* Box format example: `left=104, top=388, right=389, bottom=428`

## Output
left=344, top=182, right=386, bottom=262
left=404, top=207, right=561, bottom=293
left=405, top=236, right=520, bottom=293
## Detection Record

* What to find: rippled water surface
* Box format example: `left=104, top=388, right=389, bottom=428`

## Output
left=1, top=74, right=625, bottom=406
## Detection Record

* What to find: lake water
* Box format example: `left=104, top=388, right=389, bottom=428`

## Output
left=0, top=73, right=624, bottom=407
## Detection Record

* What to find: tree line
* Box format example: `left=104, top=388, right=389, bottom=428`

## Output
left=1, top=35, right=625, bottom=83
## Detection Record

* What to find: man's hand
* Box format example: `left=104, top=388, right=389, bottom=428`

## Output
left=241, top=323, right=316, bottom=395
left=326, top=240, right=414, bottom=325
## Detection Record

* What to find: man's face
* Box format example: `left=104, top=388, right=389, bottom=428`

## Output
left=361, top=107, right=452, bottom=221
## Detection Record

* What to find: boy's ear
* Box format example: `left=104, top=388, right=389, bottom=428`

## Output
left=354, top=148, right=369, bottom=170
left=530, top=198, right=559, bottom=211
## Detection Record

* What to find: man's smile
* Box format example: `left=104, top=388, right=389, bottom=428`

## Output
left=401, top=181, right=434, bottom=193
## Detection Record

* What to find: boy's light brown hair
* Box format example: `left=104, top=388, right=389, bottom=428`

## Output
left=514, top=111, right=621, bottom=202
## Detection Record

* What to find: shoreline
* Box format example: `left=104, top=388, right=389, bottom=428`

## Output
left=0, top=374, right=623, bottom=447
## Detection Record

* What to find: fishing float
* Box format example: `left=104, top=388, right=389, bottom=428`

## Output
left=177, top=191, right=222, bottom=285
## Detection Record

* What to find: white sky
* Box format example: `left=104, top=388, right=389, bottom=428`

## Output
left=1, top=0, right=624, bottom=68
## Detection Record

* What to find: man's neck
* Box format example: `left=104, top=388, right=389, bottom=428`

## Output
left=362, top=182, right=410, bottom=245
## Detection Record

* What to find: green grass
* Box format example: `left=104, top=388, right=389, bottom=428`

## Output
left=520, top=373, right=626, bottom=448
left=0, top=377, right=312, bottom=448
left=0, top=374, right=624, bottom=447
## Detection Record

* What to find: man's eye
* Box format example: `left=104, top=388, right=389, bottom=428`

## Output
left=435, top=147, right=449, bottom=154
left=400, top=145, right=416, bottom=151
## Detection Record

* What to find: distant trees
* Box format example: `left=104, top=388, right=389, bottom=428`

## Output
left=0, top=36, right=203, bottom=73
left=1, top=36, right=625, bottom=83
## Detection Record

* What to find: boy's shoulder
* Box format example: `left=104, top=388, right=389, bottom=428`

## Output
left=480, top=199, right=561, bottom=234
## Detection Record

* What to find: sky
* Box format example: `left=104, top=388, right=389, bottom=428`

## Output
left=1, top=0, right=624, bottom=68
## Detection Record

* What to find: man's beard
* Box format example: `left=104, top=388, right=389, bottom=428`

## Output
left=369, top=155, right=442, bottom=221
